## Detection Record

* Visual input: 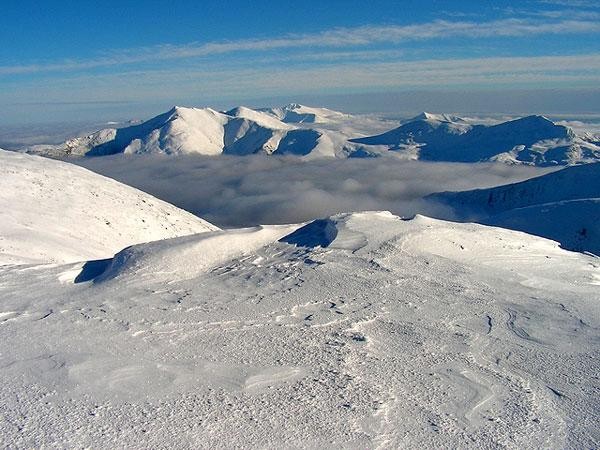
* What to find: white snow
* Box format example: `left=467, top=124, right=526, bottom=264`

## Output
left=0, top=150, right=217, bottom=264
left=226, top=106, right=293, bottom=130
left=352, top=112, right=600, bottom=165
left=2, top=105, right=600, bottom=448
left=18, top=105, right=600, bottom=165
left=0, top=210, right=598, bottom=448
left=429, top=162, right=600, bottom=255
left=264, top=103, right=349, bottom=124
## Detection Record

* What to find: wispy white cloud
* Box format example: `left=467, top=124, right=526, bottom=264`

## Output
left=538, top=0, right=600, bottom=7
left=4, top=54, right=599, bottom=105
left=533, top=9, right=600, bottom=19
left=1, top=17, right=599, bottom=75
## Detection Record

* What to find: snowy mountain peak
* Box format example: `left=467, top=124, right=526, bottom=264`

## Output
left=508, top=114, right=561, bottom=129
left=169, top=105, right=185, bottom=113
left=15, top=105, right=599, bottom=165
left=283, top=103, right=303, bottom=110
left=226, top=105, right=255, bottom=115
left=411, top=112, right=466, bottom=123
left=265, top=103, right=348, bottom=124
left=495, top=115, right=576, bottom=140
left=168, top=105, right=200, bottom=117
left=225, top=106, right=293, bottom=130
left=168, top=105, right=223, bottom=120
left=352, top=112, right=595, bottom=165
left=515, top=114, right=552, bottom=124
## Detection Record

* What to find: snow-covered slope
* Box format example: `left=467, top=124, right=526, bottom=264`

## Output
left=1, top=212, right=598, bottom=448
left=0, top=150, right=218, bottom=264
left=429, top=162, right=600, bottom=254
left=352, top=113, right=600, bottom=165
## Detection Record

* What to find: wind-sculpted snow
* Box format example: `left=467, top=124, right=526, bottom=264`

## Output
left=0, top=150, right=217, bottom=264
left=279, top=218, right=339, bottom=248
left=1, top=212, right=598, bottom=447
left=92, top=225, right=300, bottom=283
left=429, top=162, right=600, bottom=254
left=18, top=104, right=600, bottom=165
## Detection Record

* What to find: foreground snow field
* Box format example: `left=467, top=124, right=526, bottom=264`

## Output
left=1, top=212, right=598, bottom=448
left=0, top=150, right=217, bottom=264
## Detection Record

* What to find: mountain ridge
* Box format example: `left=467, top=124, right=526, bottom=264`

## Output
left=351, top=112, right=595, bottom=165
left=17, top=105, right=600, bottom=165
left=428, top=162, right=600, bottom=254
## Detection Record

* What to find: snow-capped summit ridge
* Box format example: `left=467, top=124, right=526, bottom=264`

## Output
left=411, top=112, right=466, bottom=123
left=16, top=105, right=600, bottom=165
left=264, top=103, right=349, bottom=124
left=352, top=112, right=596, bottom=165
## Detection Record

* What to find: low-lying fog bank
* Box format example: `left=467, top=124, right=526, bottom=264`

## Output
left=74, top=154, right=554, bottom=227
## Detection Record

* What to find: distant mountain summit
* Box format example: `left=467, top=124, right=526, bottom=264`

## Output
left=262, top=103, right=349, bottom=124
left=20, top=105, right=600, bottom=165
left=26, top=104, right=349, bottom=158
left=351, top=112, right=596, bottom=166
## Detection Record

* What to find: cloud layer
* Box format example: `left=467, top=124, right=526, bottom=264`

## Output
left=75, top=155, right=554, bottom=228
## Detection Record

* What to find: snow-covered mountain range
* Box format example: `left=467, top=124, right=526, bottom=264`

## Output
left=21, top=105, right=600, bottom=165
left=429, top=162, right=600, bottom=255
left=351, top=112, right=600, bottom=165
left=25, top=104, right=357, bottom=158
left=0, top=149, right=217, bottom=264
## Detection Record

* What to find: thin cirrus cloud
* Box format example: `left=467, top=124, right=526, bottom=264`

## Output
left=1, top=17, right=600, bottom=76
left=538, top=0, right=599, bottom=7
left=5, top=54, right=599, bottom=105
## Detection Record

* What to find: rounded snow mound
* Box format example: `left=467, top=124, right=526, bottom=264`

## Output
left=90, top=224, right=300, bottom=283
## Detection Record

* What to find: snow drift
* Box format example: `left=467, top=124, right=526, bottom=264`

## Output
left=1, top=211, right=598, bottom=447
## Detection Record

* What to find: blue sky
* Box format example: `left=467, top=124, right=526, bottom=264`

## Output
left=1, top=0, right=600, bottom=124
